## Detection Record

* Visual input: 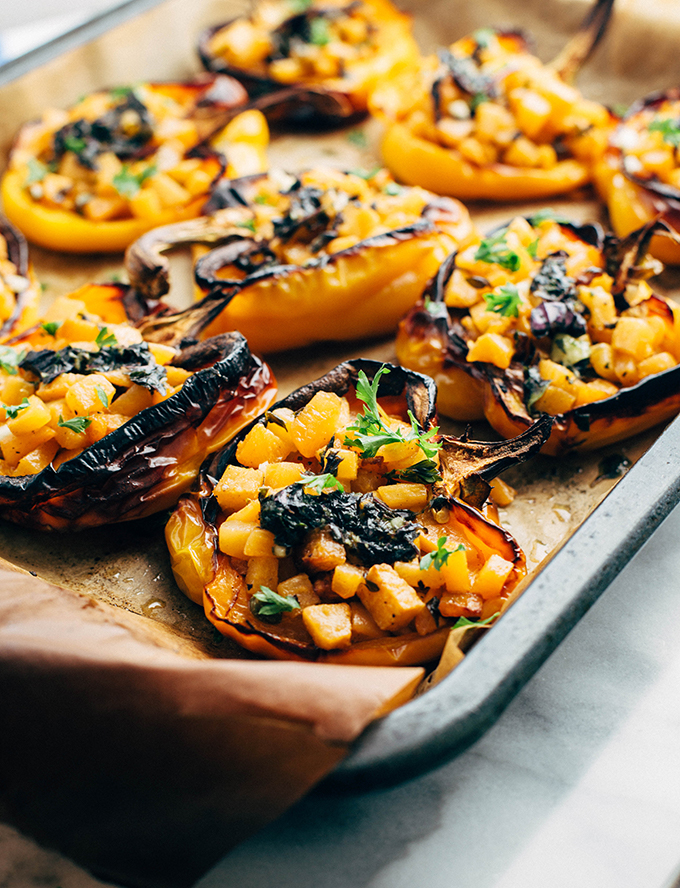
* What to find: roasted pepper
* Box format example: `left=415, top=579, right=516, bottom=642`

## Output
left=370, top=13, right=615, bottom=201
left=1, top=77, right=269, bottom=253
left=0, top=282, right=276, bottom=529
left=0, top=216, right=41, bottom=340
left=124, top=167, right=476, bottom=353
left=397, top=214, right=680, bottom=454
left=166, top=360, right=551, bottom=666
left=198, top=0, right=420, bottom=125
left=594, top=89, right=680, bottom=265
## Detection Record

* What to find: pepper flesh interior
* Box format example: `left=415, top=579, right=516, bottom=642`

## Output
left=167, top=379, right=525, bottom=665
left=2, top=80, right=269, bottom=252
left=371, top=28, right=614, bottom=200
left=204, top=0, right=420, bottom=111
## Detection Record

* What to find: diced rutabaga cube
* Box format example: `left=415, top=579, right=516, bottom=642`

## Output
left=277, top=574, right=319, bottom=608
left=302, top=603, right=352, bottom=650
left=245, top=556, right=279, bottom=595
left=331, top=563, right=365, bottom=599
left=214, top=465, right=264, bottom=512
left=359, top=564, right=427, bottom=631
left=236, top=422, right=291, bottom=467
left=472, top=554, right=514, bottom=599
left=301, top=529, right=346, bottom=572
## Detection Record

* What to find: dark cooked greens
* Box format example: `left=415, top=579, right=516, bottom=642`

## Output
left=259, top=483, right=420, bottom=565
left=20, top=343, right=168, bottom=392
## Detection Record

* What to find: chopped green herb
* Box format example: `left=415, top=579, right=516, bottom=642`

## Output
left=474, top=231, right=521, bottom=271
left=388, top=458, right=441, bottom=485
left=648, top=117, right=680, bottom=148
left=484, top=283, right=522, bottom=317
left=308, top=16, right=331, bottom=45
left=58, top=415, right=91, bottom=434
left=95, top=385, right=110, bottom=408
left=472, top=27, right=496, bottom=48
left=527, top=208, right=572, bottom=225
left=347, top=129, right=368, bottom=148
left=64, top=135, right=87, bottom=155
left=383, top=182, right=403, bottom=196
left=551, top=333, right=591, bottom=367
left=95, top=327, right=118, bottom=348
left=420, top=536, right=464, bottom=571
left=236, top=218, right=257, bottom=232
left=254, top=194, right=271, bottom=205
left=470, top=92, right=489, bottom=112
left=0, top=345, right=21, bottom=376
left=423, top=297, right=449, bottom=320
left=26, top=158, right=49, bottom=185
left=41, top=322, right=60, bottom=337
left=302, top=472, right=345, bottom=494
left=343, top=366, right=442, bottom=461
left=288, top=0, right=313, bottom=12
left=3, top=398, right=30, bottom=420
left=347, top=166, right=381, bottom=180
left=109, top=86, right=133, bottom=100
left=112, top=163, right=157, bottom=198
left=451, top=613, right=496, bottom=630
left=250, top=586, right=300, bottom=623
left=527, top=237, right=540, bottom=259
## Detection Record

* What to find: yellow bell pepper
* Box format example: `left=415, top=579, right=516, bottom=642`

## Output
left=1, top=78, right=269, bottom=254
left=371, top=28, right=614, bottom=201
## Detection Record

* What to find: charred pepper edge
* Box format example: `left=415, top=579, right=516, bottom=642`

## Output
left=0, top=332, right=273, bottom=524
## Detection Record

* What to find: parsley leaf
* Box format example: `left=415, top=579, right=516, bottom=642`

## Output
left=347, top=129, right=368, bottom=148
left=474, top=232, right=521, bottom=271
left=0, top=345, right=22, bottom=376
left=96, top=385, right=110, bottom=408
left=470, top=92, right=489, bottom=112
left=527, top=208, right=571, bottom=225
left=302, top=473, right=345, bottom=494
left=250, top=586, right=301, bottom=623
left=41, top=322, right=60, bottom=337
left=236, top=218, right=257, bottom=232
left=451, top=613, right=496, bottom=630
left=254, top=194, right=270, bottom=205
left=109, top=86, right=133, bottom=101
left=288, top=0, right=313, bottom=12
left=95, top=327, right=118, bottom=348
left=383, top=182, right=403, bottom=196
left=420, top=536, right=464, bottom=571
left=423, top=297, right=450, bottom=320
left=26, top=158, right=50, bottom=185
left=484, top=283, right=521, bottom=317
left=308, top=16, right=331, bottom=45
left=58, top=415, right=91, bottom=434
left=347, top=166, right=381, bottom=180
left=649, top=117, right=680, bottom=148
left=527, top=237, right=540, bottom=259
left=388, top=459, right=441, bottom=485
left=472, top=27, right=496, bottom=48
left=64, top=135, right=87, bottom=155
left=112, top=164, right=157, bottom=198
left=3, top=398, right=30, bottom=420
left=343, top=366, right=442, bottom=462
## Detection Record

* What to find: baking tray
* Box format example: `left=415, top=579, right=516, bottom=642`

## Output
left=1, top=0, right=680, bottom=794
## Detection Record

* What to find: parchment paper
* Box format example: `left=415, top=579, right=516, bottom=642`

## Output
left=0, top=0, right=679, bottom=885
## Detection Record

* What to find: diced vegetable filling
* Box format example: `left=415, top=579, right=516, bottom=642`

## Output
left=209, top=0, right=403, bottom=88
left=441, top=215, right=678, bottom=412
left=376, top=28, right=610, bottom=172
left=9, top=84, right=268, bottom=223
left=612, top=98, right=680, bottom=190
left=213, top=368, right=517, bottom=651
left=206, top=167, right=448, bottom=272
left=0, top=294, right=191, bottom=476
